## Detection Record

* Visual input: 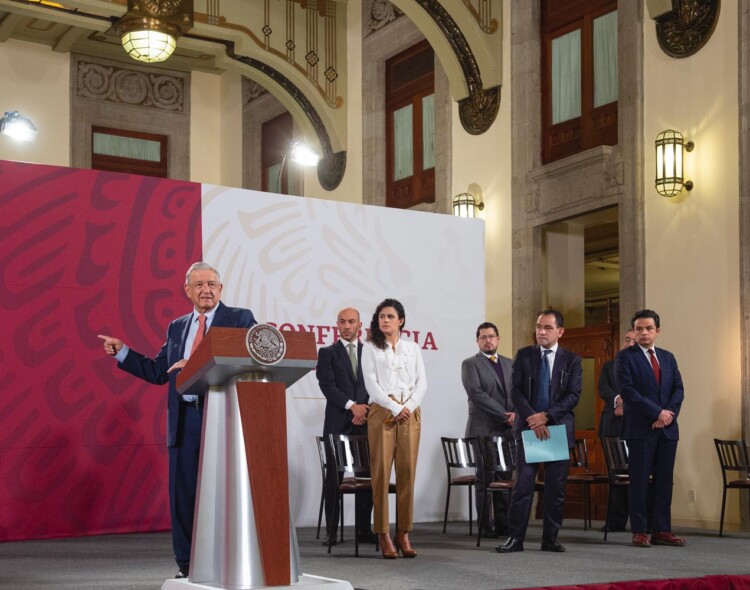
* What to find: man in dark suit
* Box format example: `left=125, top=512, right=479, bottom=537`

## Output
left=461, top=321, right=515, bottom=537
left=98, top=262, right=256, bottom=578
left=615, top=309, right=685, bottom=548
left=598, top=329, right=636, bottom=531
left=316, top=307, right=374, bottom=546
left=497, top=309, right=582, bottom=554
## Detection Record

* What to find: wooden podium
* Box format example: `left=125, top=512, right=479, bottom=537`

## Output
left=162, top=326, right=352, bottom=590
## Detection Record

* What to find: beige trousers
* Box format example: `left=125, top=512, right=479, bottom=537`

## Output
left=367, top=403, right=421, bottom=533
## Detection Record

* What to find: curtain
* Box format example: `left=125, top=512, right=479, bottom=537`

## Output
left=551, top=29, right=581, bottom=125
left=267, top=163, right=281, bottom=193
left=92, top=132, right=161, bottom=162
left=393, top=104, right=413, bottom=181
left=422, top=94, right=435, bottom=170
left=593, top=10, right=618, bottom=108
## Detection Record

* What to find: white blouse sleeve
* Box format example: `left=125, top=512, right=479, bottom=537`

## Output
left=404, top=343, right=427, bottom=412
left=361, top=342, right=403, bottom=416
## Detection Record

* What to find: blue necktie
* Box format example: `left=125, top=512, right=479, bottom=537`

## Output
left=536, top=349, right=552, bottom=411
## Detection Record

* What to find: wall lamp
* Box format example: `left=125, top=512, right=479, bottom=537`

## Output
left=452, top=192, right=484, bottom=218
left=115, top=0, right=193, bottom=63
left=0, top=111, right=38, bottom=142
left=655, top=129, right=694, bottom=197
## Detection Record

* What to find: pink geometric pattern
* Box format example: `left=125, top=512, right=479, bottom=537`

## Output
left=0, top=160, right=201, bottom=540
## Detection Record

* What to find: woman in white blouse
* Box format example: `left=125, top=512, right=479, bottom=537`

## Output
left=361, top=298, right=427, bottom=559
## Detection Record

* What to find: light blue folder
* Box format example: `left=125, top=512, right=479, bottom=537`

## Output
left=521, top=424, right=569, bottom=463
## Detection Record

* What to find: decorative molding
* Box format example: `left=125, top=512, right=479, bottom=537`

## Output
left=414, top=0, right=499, bottom=134
left=368, top=0, right=403, bottom=34
left=242, top=77, right=269, bottom=105
left=655, top=0, right=720, bottom=58
left=461, top=0, right=499, bottom=34
left=227, top=46, right=345, bottom=190
left=77, top=60, right=185, bottom=112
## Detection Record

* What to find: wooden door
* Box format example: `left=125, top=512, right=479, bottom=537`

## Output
left=557, top=323, right=618, bottom=522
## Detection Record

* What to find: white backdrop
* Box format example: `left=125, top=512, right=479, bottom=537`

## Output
left=201, top=185, right=485, bottom=526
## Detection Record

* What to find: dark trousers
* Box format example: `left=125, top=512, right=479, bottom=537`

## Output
left=606, top=485, right=629, bottom=530
left=168, top=403, right=203, bottom=568
left=508, top=441, right=570, bottom=543
left=324, top=424, right=372, bottom=539
left=627, top=432, right=677, bottom=533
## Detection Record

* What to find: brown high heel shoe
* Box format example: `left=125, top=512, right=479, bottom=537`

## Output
left=394, top=530, right=417, bottom=558
left=378, top=533, right=398, bottom=559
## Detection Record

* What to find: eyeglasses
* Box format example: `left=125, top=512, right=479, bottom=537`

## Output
left=477, top=335, right=498, bottom=341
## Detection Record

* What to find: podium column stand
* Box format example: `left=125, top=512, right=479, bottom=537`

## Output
left=162, top=327, right=352, bottom=590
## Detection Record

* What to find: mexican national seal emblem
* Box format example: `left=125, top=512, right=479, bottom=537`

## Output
left=245, top=324, right=286, bottom=365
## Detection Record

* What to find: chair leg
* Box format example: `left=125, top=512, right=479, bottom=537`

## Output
left=476, top=492, right=489, bottom=547
left=468, top=483, right=473, bottom=536
left=603, top=485, right=613, bottom=542
left=719, top=488, right=727, bottom=537
left=583, top=483, right=590, bottom=531
left=443, top=483, right=451, bottom=533
left=316, top=487, right=324, bottom=539
left=339, top=493, right=344, bottom=542
left=354, top=492, right=360, bottom=558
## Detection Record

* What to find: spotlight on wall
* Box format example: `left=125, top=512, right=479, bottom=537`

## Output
left=655, top=129, right=694, bottom=197
left=452, top=192, right=484, bottom=218
left=0, top=111, right=38, bottom=142
left=115, top=0, right=193, bottom=64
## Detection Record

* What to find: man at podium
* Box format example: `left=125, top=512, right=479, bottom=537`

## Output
left=98, top=262, right=256, bottom=579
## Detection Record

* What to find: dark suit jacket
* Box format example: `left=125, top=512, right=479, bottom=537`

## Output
left=615, top=345, right=683, bottom=441
left=511, top=345, right=582, bottom=447
left=598, top=360, right=622, bottom=437
left=118, top=301, right=257, bottom=447
left=461, top=352, right=514, bottom=437
left=316, top=340, right=369, bottom=435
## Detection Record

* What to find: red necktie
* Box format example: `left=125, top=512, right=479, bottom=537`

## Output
left=190, top=314, right=206, bottom=356
left=648, top=349, right=660, bottom=385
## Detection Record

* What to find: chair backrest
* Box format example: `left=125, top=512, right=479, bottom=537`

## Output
left=600, top=436, right=629, bottom=477
left=570, top=438, right=591, bottom=471
left=328, top=434, right=371, bottom=477
left=476, top=435, right=515, bottom=478
left=315, top=435, right=329, bottom=476
left=714, top=439, right=750, bottom=483
left=441, top=437, right=477, bottom=471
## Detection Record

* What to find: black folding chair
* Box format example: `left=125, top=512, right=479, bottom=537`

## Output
left=600, top=436, right=630, bottom=541
left=327, top=434, right=396, bottom=556
left=714, top=438, right=750, bottom=536
left=566, top=438, right=608, bottom=530
left=440, top=437, right=478, bottom=535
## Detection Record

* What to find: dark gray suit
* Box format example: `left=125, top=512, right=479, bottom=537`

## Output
left=461, top=352, right=514, bottom=534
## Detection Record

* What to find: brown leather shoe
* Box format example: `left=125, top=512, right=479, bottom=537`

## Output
left=632, top=533, right=651, bottom=547
left=651, top=531, right=686, bottom=546
left=394, top=530, right=417, bottom=558
left=378, top=533, right=398, bottom=559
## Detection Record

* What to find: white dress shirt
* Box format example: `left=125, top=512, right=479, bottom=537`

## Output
left=361, top=338, right=427, bottom=417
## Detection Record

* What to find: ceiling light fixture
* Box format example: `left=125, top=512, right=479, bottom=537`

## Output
left=0, top=111, right=38, bottom=142
left=115, top=0, right=193, bottom=64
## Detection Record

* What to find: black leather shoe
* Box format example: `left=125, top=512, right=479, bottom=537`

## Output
left=541, top=541, right=566, bottom=552
left=357, top=531, right=379, bottom=544
left=496, top=537, right=524, bottom=553
left=322, top=536, right=340, bottom=546
left=175, top=567, right=189, bottom=579
left=480, top=529, right=500, bottom=539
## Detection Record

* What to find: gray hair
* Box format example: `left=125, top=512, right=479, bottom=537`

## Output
left=185, top=262, right=221, bottom=285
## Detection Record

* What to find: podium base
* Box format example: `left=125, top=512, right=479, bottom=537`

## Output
left=162, top=573, right=354, bottom=590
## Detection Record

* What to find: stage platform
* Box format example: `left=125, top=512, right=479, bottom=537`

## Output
left=2, top=521, right=748, bottom=590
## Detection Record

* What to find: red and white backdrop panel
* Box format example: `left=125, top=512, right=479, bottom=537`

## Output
left=0, top=160, right=201, bottom=541
left=0, top=160, right=484, bottom=541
